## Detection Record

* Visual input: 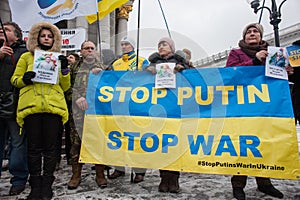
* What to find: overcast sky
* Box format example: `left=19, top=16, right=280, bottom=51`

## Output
left=128, top=0, right=300, bottom=61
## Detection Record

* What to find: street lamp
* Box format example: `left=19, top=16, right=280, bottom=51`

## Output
left=246, top=0, right=287, bottom=47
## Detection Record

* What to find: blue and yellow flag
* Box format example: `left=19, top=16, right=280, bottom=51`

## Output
left=79, top=66, right=300, bottom=180
left=85, top=0, right=129, bottom=24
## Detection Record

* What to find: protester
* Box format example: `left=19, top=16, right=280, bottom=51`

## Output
left=63, top=52, right=80, bottom=165
left=288, top=39, right=300, bottom=124
left=67, top=52, right=80, bottom=65
left=10, top=22, right=70, bottom=200
left=67, top=41, right=108, bottom=190
left=108, top=36, right=149, bottom=183
left=146, top=37, right=189, bottom=193
left=0, top=21, right=29, bottom=196
left=111, top=36, right=149, bottom=71
left=182, top=48, right=195, bottom=68
left=225, top=22, right=292, bottom=200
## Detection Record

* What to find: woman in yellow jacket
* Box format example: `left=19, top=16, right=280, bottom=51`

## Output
left=11, top=22, right=70, bottom=200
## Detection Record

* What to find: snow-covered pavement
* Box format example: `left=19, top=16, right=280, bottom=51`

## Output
left=1, top=126, right=299, bottom=200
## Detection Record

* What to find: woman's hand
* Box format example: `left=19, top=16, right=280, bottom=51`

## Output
left=146, top=66, right=157, bottom=74
left=255, top=50, right=268, bottom=62
left=76, top=97, right=88, bottom=110
left=174, top=64, right=185, bottom=73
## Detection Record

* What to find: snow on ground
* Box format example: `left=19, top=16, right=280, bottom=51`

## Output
left=0, top=126, right=299, bottom=200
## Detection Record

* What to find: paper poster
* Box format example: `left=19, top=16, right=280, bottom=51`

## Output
left=265, top=46, right=288, bottom=80
left=23, top=28, right=86, bottom=50
left=32, top=50, right=60, bottom=84
left=286, top=45, right=300, bottom=67
left=155, top=63, right=176, bottom=88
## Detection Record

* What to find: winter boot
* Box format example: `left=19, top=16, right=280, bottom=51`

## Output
left=231, top=176, right=247, bottom=200
left=95, top=164, right=108, bottom=188
left=158, top=171, right=169, bottom=193
left=27, top=176, right=42, bottom=200
left=256, top=177, right=284, bottom=199
left=108, top=169, right=125, bottom=179
left=232, top=187, right=246, bottom=200
left=133, top=173, right=145, bottom=183
left=67, top=163, right=83, bottom=189
left=41, top=175, right=55, bottom=200
left=168, top=172, right=180, bottom=193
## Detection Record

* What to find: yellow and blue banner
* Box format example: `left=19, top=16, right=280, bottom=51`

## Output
left=79, top=66, right=300, bottom=180
left=85, top=0, right=129, bottom=24
left=286, top=44, right=300, bottom=67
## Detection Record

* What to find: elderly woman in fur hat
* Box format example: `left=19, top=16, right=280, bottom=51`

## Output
left=225, top=23, right=292, bottom=200
left=11, top=22, right=70, bottom=200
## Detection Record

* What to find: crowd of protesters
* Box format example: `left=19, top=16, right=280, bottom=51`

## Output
left=0, top=20, right=299, bottom=200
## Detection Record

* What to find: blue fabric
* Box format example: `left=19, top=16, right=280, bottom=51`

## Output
left=85, top=66, right=293, bottom=119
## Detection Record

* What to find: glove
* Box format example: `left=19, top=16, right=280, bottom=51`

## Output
left=58, top=55, right=68, bottom=69
left=22, top=71, right=36, bottom=85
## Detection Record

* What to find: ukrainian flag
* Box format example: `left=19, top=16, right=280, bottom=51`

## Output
left=86, top=0, right=129, bottom=24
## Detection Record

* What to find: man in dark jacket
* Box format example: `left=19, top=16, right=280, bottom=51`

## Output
left=0, top=22, right=28, bottom=195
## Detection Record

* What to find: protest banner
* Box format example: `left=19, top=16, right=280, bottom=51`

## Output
left=9, top=0, right=97, bottom=30
left=79, top=66, right=300, bottom=180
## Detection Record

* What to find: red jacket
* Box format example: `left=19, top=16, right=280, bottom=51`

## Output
left=226, top=48, right=257, bottom=67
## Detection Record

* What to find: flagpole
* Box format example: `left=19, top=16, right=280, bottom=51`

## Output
left=96, top=11, right=103, bottom=64
left=157, top=0, right=171, bottom=38
left=135, top=0, right=141, bottom=70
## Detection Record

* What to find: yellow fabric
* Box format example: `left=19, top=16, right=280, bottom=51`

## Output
left=112, top=53, right=146, bottom=71
left=85, top=0, right=129, bottom=24
left=11, top=52, right=70, bottom=127
left=80, top=115, right=300, bottom=180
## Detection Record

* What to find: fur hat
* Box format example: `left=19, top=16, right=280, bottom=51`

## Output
left=158, top=37, right=175, bottom=53
left=242, top=23, right=264, bottom=40
left=120, top=36, right=135, bottom=49
left=27, top=22, right=61, bottom=53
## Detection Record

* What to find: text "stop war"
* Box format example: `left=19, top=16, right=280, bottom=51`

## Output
left=107, top=131, right=262, bottom=157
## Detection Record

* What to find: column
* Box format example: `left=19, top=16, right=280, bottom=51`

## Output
left=116, top=3, right=133, bottom=55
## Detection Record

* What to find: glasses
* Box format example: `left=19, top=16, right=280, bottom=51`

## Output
left=82, top=47, right=95, bottom=50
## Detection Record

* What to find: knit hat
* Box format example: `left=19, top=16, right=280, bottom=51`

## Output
left=158, top=37, right=175, bottom=53
left=120, top=36, right=135, bottom=49
left=242, top=23, right=264, bottom=40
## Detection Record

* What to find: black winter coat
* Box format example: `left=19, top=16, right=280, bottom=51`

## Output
left=148, top=51, right=189, bottom=70
left=0, top=40, right=27, bottom=92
